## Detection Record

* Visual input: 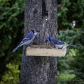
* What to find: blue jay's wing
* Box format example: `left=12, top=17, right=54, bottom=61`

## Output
left=51, top=37, right=59, bottom=44
left=25, top=31, right=33, bottom=39
left=56, top=41, right=65, bottom=45
left=20, top=31, right=33, bottom=44
left=20, top=38, right=30, bottom=43
left=51, top=37, right=65, bottom=45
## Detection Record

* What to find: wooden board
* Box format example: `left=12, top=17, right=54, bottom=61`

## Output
left=26, top=45, right=66, bottom=57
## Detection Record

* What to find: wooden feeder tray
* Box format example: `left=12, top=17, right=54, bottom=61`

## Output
left=26, top=45, right=66, bottom=57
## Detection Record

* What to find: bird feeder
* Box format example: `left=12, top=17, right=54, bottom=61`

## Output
left=26, top=45, right=66, bottom=57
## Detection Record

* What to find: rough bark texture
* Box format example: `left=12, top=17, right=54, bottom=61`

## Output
left=20, top=0, right=58, bottom=84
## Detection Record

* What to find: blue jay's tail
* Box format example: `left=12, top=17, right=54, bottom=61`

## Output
left=68, top=44, right=78, bottom=47
left=12, top=44, right=21, bottom=52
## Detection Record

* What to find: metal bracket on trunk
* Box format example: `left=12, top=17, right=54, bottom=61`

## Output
left=42, top=0, right=48, bottom=18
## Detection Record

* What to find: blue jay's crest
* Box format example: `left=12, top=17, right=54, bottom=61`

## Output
left=12, top=29, right=39, bottom=52
left=31, top=29, right=40, bottom=33
left=31, top=29, right=36, bottom=30
left=25, top=31, right=34, bottom=39
left=31, top=29, right=36, bottom=31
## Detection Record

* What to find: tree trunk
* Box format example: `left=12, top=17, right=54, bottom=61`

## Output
left=20, top=0, right=58, bottom=84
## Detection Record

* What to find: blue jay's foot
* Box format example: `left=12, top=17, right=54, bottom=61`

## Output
left=27, top=46, right=31, bottom=48
left=39, top=45, right=40, bottom=48
left=50, top=46, right=53, bottom=49
left=56, top=47, right=58, bottom=49
left=39, top=45, right=42, bottom=48
left=27, top=44, right=31, bottom=48
left=62, top=46, right=66, bottom=50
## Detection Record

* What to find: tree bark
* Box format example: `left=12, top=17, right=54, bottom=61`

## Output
left=20, top=0, right=58, bottom=84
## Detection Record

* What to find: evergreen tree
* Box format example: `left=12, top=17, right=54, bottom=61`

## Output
left=57, top=0, right=84, bottom=83
left=0, top=0, right=25, bottom=83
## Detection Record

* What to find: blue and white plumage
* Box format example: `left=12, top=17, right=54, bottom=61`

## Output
left=12, top=29, right=39, bottom=52
left=45, top=36, right=77, bottom=49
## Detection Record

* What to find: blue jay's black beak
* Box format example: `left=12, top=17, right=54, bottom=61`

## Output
left=45, top=40, right=48, bottom=43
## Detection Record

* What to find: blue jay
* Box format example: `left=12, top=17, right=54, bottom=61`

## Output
left=45, top=36, right=77, bottom=49
left=12, top=29, right=39, bottom=52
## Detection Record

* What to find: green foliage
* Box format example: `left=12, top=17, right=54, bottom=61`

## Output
left=58, top=28, right=83, bottom=49
left=0, top=0, right=11, bottom=6
left=0, top=63, right=20, bottom=84
left=70, top=49, right=84, bottom=79
left=58, top=27, right=84, bottom=84
left=57, top=0, right=84, bottom=83
left=57, top=70, right=76, bottom=84
left=57, top=51, right=73, bottom=72
left=58, top=27, right=84, bottom=83
left=57, top=0, right=84, bottom=30
left=0, top=0, right=25, bottom=82
left=58, top=28, right=84, bottom=83
left=0, top=0, right=84, bottom=84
